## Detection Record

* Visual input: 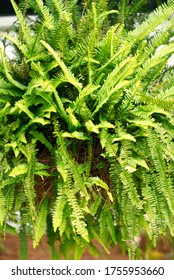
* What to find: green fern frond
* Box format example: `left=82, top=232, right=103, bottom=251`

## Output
left=23, top=144, right=37, bottom=224
left=136, top=17, right=174, bottom=66
left=99, top=205, right=107, bottom=243
left=141, top=171, right=159, bottom=240
left=30, top=131, right=54, bottom=153
left=51, top=0, right=66, bottom=18
left=100, top=129, right=118, bottom=157
left=147, top=129, right=174, bottom=217
left=128, top=3, right=174, bottom=41
left=9, top=164, right=28, bottom=177
left=0, top=49, right=27, bottom=90
left=62, top=131, right=89, bottom=140
left=19, top=227, right=28, bottom=260
left=90, top=195, right=102, bottom=216
left=132, top=104, right=170, bottom=119
left=105, top=209, right=117, bottom=244
left=65, top=187, right=89, bottom=242
left=0, top=102, right=11, bottom=120
left=121, top=193, right=141, bottom=259
left=41, top=40, right=82, bottom=90
left=129, top=0, right=147, bottom=15
left=52, top=181, right=67, bottom=233
left=15, top=100, right=34, bottom=119
left=93, top=57, right=136, bottom=115
left=30, top=0, right=54, bottom=29
left=33, top=198, right=48, bottom=248
left=10, top=0, right=33, bottom=45
left=88, top=224, right=110, bottom=254
left=0, top=190, right=6, bottom=226
left=1, top=33, right=28, bottom=57
left=117, top=0, right=130, bottom=24
left=120, top=168, right=142, bottom=209
left=137, top=44, right=174, bottom=80
left=4, top=186, right=15, bottom=212
left=87, top=176, right=108, bottom=191
left=0, top=78, right=21, bottom=97
left=55, top=127, right=89, bottom=198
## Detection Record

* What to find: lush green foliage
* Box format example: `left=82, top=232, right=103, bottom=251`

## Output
left=0, top=0, right=174, bottom=259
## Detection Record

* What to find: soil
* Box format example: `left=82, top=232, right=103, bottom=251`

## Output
left=0, top=234, right=173, bottom=260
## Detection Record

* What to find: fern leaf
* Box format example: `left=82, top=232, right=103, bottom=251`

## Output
left=0, top=49, right=26, bottom=90
left=132, top=153, right=149, bottom=170
left=98, top=120, right=115, bottom=129
left=10, top=0, right=33, bottom=45
left=137, top=44, right=174, bottom=80
left=65, top=188, right=89, bottom=242
left=41, top=40, right=82, bottom=90
left=51, top=0, right=70, bottom=21
left=2, top=33, right=28, bottom=57
left=23, top=144, right=37, bottom=223
left=120, top=169, right=143, bottom=209
left=88, top=224, right=110, bottom=254
left=129, top=0, right=148, bottom=15
left=4, top=186, right=15, bottom=212
left=66, top=107, right=80, bottom=129
left=19, top=227, right=28, bottom=260
left=55, top=152, right=68, bottom=183
left=105, top=208, right=117, bottom=244
left=85, top=120, right=100, bottom=134
left=55, top=128, right=89, bottom=198
left=62, top=131, right=89, bottom=140
left=147, top=129, right=174, bottom=215
left=33, top=198, right=48, bottom=248
left=32, top=0, right=54, bottom=29
left=132, top=105, right=169, bottom=118
left=87, top=176, right=108, bottom=190
left=100, top=129, right=118, bottom=157
left=74, top=84, right=100, bottom=113
left=52, top=186, right=67, bottom=233
left=128, top=118, right=157, bottom=129
left=9, top=164, right=28, bottom=177
left=112, top=132, right=136, bottom=142
left=99, top=207, right=107, bottom=243
left=93, top=57, right=136, bottom=115
left=15, top=100, right=34, bottom=119
left=141, top=171, right=158, bottom=239
left=90, top=195, right=102, bottom=216
left=0, top=190, right=6, bottom=226
left=0, top=101, right=11, bottom=119
left=31, top=117, right=50, bottom=125
left=128, top=3, right=174, bottom=41
left=30, top=131, right=53, bottom=153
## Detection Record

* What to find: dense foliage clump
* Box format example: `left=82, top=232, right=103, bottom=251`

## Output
left=0, top=0, right=174, bottom=259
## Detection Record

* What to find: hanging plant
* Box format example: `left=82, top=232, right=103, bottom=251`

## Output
left=0, top=0, right=174, bottom=259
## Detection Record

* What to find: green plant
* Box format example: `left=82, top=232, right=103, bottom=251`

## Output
left=0, top=0, right=174, bottom=259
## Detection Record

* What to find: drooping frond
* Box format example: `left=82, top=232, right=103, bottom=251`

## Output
left=33, top=198, right=48, bottom=248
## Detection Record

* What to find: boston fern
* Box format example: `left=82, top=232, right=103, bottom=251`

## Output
left=0, top=0, right=174, bottom=259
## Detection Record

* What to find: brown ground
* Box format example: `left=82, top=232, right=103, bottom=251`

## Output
left=0, top=234, right=173, bottom=260
left=0, top=234, right=128, bottom=260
